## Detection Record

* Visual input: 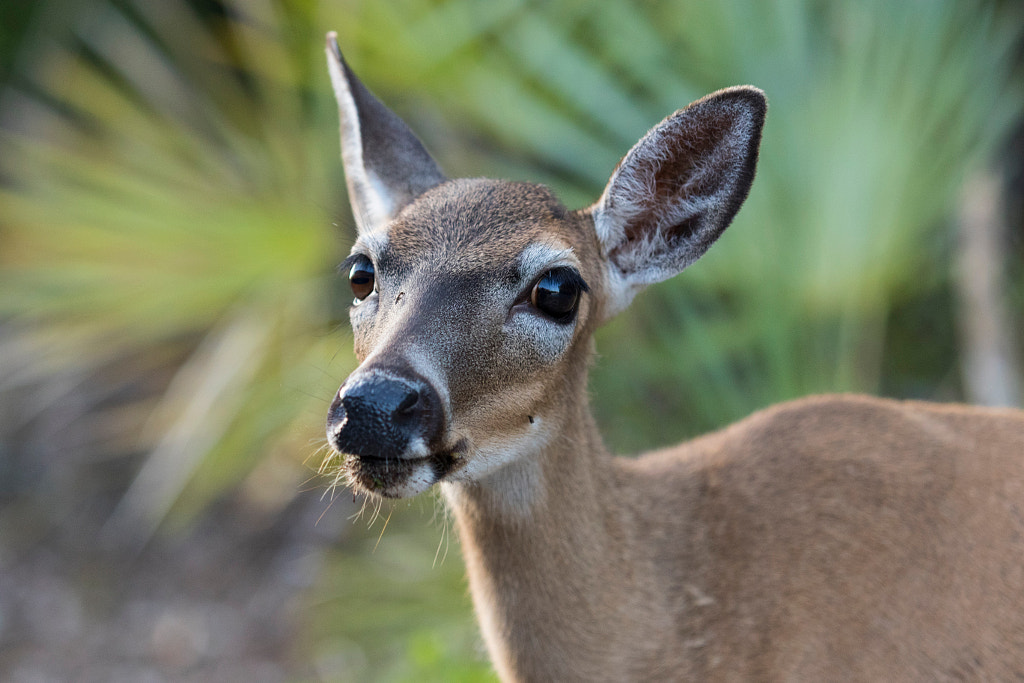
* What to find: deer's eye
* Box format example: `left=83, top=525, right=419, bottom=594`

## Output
left=349, top=256, right=376, bottom=303
left=530, top=268, right=587, bottom=323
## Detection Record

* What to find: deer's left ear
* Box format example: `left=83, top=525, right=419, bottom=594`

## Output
left=587, top=87, right=766, bottom=320
left=326, top=33, right=446, bottom=235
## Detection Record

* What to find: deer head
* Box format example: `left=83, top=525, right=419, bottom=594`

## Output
left=323, top=33, right=766, bottom=499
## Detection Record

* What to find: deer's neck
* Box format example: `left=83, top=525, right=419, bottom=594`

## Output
left=441, top=399, right=674, bottom=681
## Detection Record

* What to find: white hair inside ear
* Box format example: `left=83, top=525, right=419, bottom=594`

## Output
left=589, top=86, right=767, bottom=321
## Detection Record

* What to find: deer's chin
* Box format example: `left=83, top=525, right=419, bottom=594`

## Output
left=345, top=447, right=467, bottom=498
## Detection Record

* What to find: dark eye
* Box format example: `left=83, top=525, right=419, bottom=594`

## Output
left=348, top=256, right=375, bottom=303
left=530, top=268, right=587, bottom=323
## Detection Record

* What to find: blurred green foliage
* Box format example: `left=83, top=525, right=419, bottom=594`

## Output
left=299, top=506, right=494, bottom=681
left=1, top=0, right=1021, bottom=679
left=0, top=4, right=36, bottom=84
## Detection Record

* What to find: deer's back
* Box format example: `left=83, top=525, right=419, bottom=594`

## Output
left=625, top=394, right=1024, bottom=680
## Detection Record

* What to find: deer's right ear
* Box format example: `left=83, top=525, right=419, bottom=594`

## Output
left=326, top=33, right=446, bottom=235
left=588, top=87, right=766, bottom=320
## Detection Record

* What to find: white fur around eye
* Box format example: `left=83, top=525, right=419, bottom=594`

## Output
left=505, top=241, right=585, bottom=363
left=349, top=294, right=378, bottom=322
left=518, top=242, right=578, bottom=277
left=345, top=235, right=389, bottom=326
left=504, top=309, right=576, bottom=364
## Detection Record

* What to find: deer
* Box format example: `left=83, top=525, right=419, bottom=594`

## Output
left=321, top=32, right=1024, bottom=681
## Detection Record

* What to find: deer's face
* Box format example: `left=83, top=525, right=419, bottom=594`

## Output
left=328, top=179, right=604, bottom=498
left=323, top=34, right=764, bottom=499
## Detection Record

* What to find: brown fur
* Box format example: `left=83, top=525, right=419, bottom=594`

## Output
left=452, top=393, right=1024, bottom=681
left=324, top=35, right=1024, bottom=681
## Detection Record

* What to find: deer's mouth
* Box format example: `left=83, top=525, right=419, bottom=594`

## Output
left=345, top=442, right=467, bottom=498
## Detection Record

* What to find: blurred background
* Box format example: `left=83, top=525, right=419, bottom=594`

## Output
left=0, top=0, right=1022, bottom=680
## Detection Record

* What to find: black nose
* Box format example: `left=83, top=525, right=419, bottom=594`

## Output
left=327, top=373, right=441, bottom=459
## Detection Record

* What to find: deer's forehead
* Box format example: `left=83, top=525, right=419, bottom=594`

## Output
left=377, top=179, right=586, bottom=272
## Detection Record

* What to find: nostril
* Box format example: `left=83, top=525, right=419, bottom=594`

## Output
left=326, top=373, right=441, bottom=459
left=396, top=390, right=419, bottom=417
